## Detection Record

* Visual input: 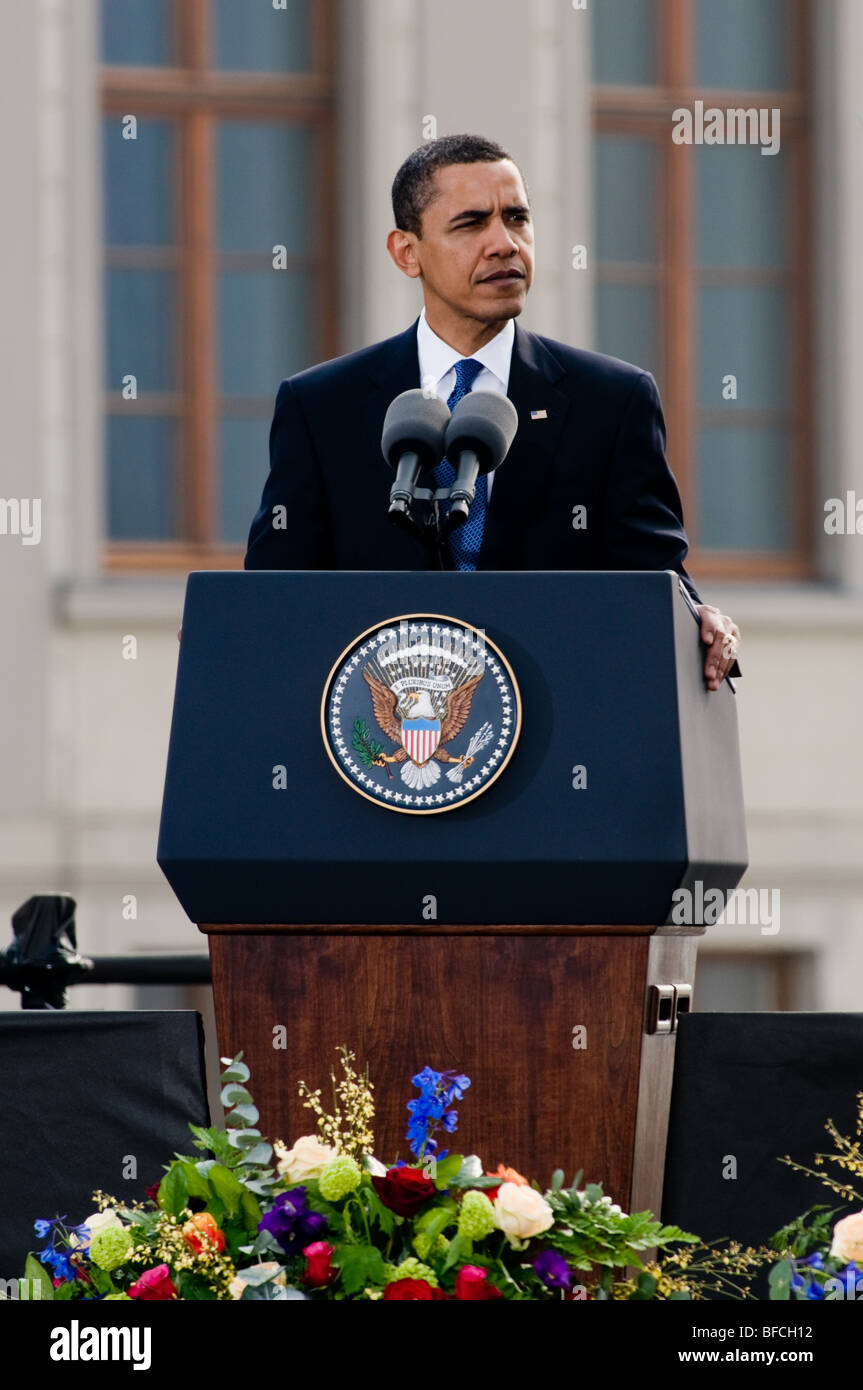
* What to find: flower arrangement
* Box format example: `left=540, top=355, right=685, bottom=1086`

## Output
left=761, top=1093, right=863, bottom=1301
left=16, top=1052, right=863, bottom=1302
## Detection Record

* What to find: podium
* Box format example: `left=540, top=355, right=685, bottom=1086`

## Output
left=158, top=570, right=746, bottom=1214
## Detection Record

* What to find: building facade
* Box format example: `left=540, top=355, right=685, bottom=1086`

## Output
left=1, top=0, right=861, bottom=1020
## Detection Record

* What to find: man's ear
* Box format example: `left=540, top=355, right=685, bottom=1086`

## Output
left=387, top=227, right=422, bottom=279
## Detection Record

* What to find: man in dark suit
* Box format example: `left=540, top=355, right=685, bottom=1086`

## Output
left=245, top=133, right=740, bottom=690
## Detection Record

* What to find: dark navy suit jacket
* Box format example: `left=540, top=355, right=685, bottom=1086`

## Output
left=245, top=315, right=701, bottom=604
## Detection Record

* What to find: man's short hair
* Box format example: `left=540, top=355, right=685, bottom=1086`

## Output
left=391, top=133, right=525, bottom=237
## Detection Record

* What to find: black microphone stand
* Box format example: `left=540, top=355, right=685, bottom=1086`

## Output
left=393, top=481, right=452, bottom=570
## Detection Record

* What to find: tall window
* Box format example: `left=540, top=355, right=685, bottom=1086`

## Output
left=592, top=0, right=812, bottom=577
left=101, top=0, right=337, bottom=568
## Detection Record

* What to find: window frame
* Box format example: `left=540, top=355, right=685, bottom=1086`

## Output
left=592, top=0, right=813, bottom=579
left=101, top=0, right=337, bottom=570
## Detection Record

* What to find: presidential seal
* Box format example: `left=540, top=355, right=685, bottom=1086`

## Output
left=321, top=614, right=521, bottom=814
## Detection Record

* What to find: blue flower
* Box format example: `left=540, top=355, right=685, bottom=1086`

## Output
left=411, top=1067, right=442, bottom=1090
left=406, top=1068, right=471, bottom=1160
left=41, top=1247, right=77, bottom=1282
left=791, top=1269, right=825, bottom=1300
left=797, top=1251, right=824, bottom=1269
left=33, top=1219, right=55, bottom=1239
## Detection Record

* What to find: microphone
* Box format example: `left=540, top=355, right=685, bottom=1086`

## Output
left=381, top=389, right=450, bottom=527
left=441, top=390, right=519, bottom=532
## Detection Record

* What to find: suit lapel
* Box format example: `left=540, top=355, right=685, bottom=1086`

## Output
left=364, top=316, right=423, bottom=402
left=478, top=321, right=570, bottom=568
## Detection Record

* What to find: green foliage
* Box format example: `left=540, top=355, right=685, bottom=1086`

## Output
left=360, top=1178, right=396, bottom=1236
left=188, top=1123, right=239, bottom=1168
left=544, top=1187, right=699, bottom=1273
left=25, top=1254, right=54, bottom=1300
left=769, top=1204, right=839, bottom=1258
left=629, top=1271, right=657, bottom=1300
left=568, top=1170, right=584, bottom=1199
left=86, top=1265, right=117, bottom=1297
left=177, top=1271, right=219, bottom=1301
left=53, top=1280, right=85, bottom=1301
left=178, top=1161, right=212, bottom=1200
left=331, top=1243, right=386, bottom=1296
left=159, top=1053, right=278, bottom=1225
left=415, top=1199, right=457, bottom=1244
left=431, top=1154, right=464, bottom=1188
left=768, top=1258, right=793, bottom=1301
left=442, top=1232, right=473, bottom=1272
left=157, top=1163, right=189, bottom=1218
left=208, top=1163, right=245, bottom=1219
left=240, top=1280, right=304, bottom=1301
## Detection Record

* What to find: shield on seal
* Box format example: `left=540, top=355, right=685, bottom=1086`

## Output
left=401, top=717, right=441, bottom=765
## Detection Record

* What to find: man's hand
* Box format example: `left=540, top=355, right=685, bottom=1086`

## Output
left=696, top=604, right=739, bottom=691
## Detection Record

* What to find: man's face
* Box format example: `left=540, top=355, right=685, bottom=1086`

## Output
left=398, top=159, right=534, bottom=326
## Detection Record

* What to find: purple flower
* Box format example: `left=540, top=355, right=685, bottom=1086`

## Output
left=533, top=1250, right=572, bottom=1290
left=258, top=1187, right=327, bottom=1254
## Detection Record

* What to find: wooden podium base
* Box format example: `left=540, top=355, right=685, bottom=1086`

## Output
left=202, top=924, right=700, bottom=1216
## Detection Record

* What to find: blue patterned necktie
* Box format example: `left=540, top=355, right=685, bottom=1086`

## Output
left=432, top=357, right=486, bottom=570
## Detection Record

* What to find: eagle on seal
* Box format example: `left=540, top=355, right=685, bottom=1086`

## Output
left=362, top=669, right=482, bottom=789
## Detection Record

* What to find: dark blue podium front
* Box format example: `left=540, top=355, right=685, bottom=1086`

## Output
left=157, top=570, right=746, bottom=926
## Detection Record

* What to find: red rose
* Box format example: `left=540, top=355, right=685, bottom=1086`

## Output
left=372, top=1166, right=436, bottom=1218
left=144, top=1183, right=161, bottom=1203
left=128, top=1263, right=178, bottom=1301
left=303, top=1240, right=337, bottom=1287
left=455, top=1265, right=503, bottom=1301
left=382, top=1278, right=435, bottom=1300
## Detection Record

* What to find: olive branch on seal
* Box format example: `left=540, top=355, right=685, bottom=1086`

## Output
left=352, top=719, right=392, bottom=777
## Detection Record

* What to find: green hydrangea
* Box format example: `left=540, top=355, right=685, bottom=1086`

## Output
left=318, top=1153, right=362, bottom=1201
left=457, top=1189, right=497, bottom=1240
left=384, top=1257, right=439, bottom=1288
left=89, top=1225, right=133, bottom=1272
left=412, top=1230, right=449, bottom=1261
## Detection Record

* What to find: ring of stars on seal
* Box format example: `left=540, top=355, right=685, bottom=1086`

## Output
left=320, top=613, right=522, bottom=814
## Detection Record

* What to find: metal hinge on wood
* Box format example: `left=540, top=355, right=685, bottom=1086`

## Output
left=646, top=982, right=692, bottom=1034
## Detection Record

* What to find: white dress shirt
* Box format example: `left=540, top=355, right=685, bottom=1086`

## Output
left=416, top=305, right=515, bottom=501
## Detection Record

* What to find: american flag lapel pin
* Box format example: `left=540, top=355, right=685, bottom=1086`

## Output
left=530, top=408, right=548, bottom=420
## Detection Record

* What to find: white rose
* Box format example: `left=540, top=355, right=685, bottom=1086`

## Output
left=493, top=1182, right=554, bottom=1243
left=829, top=1211, right=863, bottom=1264
left=274, top=1134, right=336, bottom=1183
